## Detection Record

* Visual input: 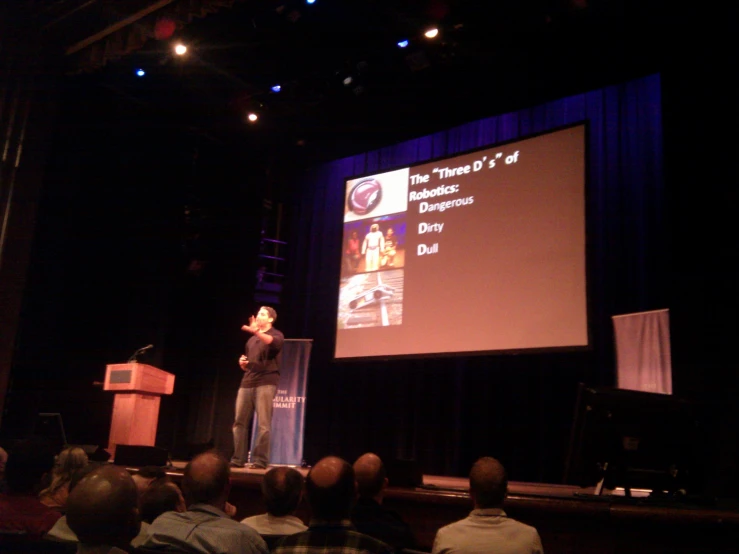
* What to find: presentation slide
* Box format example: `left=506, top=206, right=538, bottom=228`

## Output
left=335, top=123, right=587, bottom=359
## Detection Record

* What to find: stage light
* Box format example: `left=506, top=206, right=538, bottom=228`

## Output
left=397, top=40, right=409, bottom=48
left=343, top=76, right=353, bottom=86
left=247, top=112, right=258, bottom=122
left=306, top=0, right=316, bottom=4
left=135, top=69, right=146, bottom=77
left=271, top=85, right=281, bottom=93
left=174, top=43, right=187, bottom=56
left=424, top=28, right=439, bottom=39
left=154, top=17, right=176, bottom=40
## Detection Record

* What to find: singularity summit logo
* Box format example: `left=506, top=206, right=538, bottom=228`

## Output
left=348, top=178, right=382, bottom=216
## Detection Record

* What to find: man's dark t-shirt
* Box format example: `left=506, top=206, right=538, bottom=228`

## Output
left=240, top=327, right=284, bottom=388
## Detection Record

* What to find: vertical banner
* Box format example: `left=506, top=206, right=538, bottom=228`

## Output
left=612, top=309, right=672, bottom=394
left=255, top=339, right=312, bottom=465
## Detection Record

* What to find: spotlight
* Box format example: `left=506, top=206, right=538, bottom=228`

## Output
left=306, top=0, right=316, bottom=4
left=397, top=40, right=409, bottom=48
left=424, top=28, right=439, bottom=39
left=247, top=112, right=258, bottom=122
left=174, top=43, right=187, bottom=55
left=343, top=76, right=353, bottom=86
left=135, top=69, right=146, bottom=77
left=271, top=85, right=282, bottom=93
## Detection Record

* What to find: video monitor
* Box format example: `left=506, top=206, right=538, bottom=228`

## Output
left=564, top=384, right=704, bottom=496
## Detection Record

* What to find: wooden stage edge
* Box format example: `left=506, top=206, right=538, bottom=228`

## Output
left=140, top=462, right=739, bottom=554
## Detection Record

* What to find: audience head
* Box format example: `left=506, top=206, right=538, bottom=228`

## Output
left=5, top=438, right=56, bottom=494
left=140, top=478, right=186, bottom=523
left=353, top=453, right=387, bottom=501
left=57, top=446, right=89, bottom=474
left=131, top=465, right=167, bottom=496
left=66, top=465, right=140, bottom=547
left=306, top=456, right=356, bottom=520
left=262, top=466, right=304, bottom=517
left=181, top=450, right=230, bottom=509
left=40, top=446, right=89, bottom=497
left=469, top=457, right=508, bottom=509
left=68, top=464, right=97, bottom=493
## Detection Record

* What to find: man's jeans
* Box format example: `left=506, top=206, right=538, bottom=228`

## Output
left=231, top=384, right=276, bottom=466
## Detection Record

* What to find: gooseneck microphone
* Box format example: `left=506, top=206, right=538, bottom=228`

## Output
left=128, top=344, right=154, bottom=363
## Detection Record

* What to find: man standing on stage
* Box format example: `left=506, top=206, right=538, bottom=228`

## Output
left=231, top=306, right=284, bottom=470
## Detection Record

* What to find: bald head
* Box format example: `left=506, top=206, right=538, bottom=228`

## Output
left=306, top=456, right=356, bottom=520
left=469, top=457, right=507, bottom=509
left=353, top=453, right=387, bottom=501
left=262, top=466, right=304, bottom=517
left=66, top=465, right=140, bottom=547
left=182, top=451, right=230, bottom=509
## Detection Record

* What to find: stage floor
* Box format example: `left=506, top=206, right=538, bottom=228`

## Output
left=166, top=459, right=600, bottom=499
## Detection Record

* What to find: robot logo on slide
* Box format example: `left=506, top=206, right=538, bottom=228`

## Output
left=348, top=178, right=383, bottom=216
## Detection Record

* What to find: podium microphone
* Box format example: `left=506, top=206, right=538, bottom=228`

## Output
left=128, top=344, right=154, bottom=363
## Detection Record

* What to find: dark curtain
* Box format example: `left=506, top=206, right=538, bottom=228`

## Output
left=281, top=74, right=666, bottom=482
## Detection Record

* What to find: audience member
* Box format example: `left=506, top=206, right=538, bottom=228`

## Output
left=351, top=453, right=415, bottom=550
left=0, top=438, right=61, bottom=538
left=39, top=446, right=89, bottom=510
left=142, top=450, right=268, bottom=554
left=66, top=465, right=140, bottom=554
left=432, top=457, right=543, bottom=554
left=241, top=466, right=307, bottom=535
left=273, top=456, right=392, bottom=554
left=46, top=464, right=153, bottom=547
left=45, top=464, right=97, bottom=542
left=131, top=466, right=167, bottom=497
left=139, top=477, right=186, bottom=524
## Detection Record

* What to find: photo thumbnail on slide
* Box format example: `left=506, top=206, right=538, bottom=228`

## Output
left=338, top=269, right=404, bottom=329
left=341, top=214, right=407, bottom=277
left=344, top=167, right=409, bottom=223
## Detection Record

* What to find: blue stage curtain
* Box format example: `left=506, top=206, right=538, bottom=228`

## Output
left=283, top=74, right=665, bottom=481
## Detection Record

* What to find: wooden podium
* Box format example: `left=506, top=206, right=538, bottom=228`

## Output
left=103, top=363, right=175, bottom=458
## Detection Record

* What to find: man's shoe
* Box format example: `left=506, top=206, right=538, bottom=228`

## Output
left=247, top=463, right=267, bottom=470
left=229, top=461, right=245, bottom=468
